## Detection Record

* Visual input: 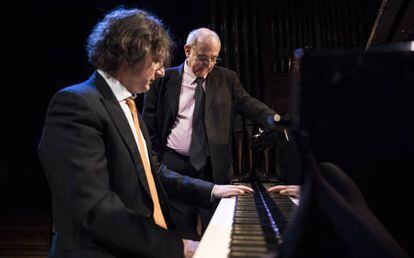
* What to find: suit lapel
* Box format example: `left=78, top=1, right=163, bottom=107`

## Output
left=166, top=64, right=184, bottom=118
left=91, top=72, right=151, bottom=197
left=205, top=67, right=219, bottom=111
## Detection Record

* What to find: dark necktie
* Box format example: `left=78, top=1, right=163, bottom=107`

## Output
left=189, top=77, right=208, bottom=171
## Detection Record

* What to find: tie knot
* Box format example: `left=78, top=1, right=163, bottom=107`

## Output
left=194, top=77, right=205, bottom=85
left=125, top=97, right=137, bottom=113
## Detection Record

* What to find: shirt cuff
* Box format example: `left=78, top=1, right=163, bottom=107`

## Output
left=211, top=185, right=217, bottom=202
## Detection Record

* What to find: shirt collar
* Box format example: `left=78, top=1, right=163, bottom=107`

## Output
left=184, top=59, right=207, bottom=83
left=97, top=69, right=136, bottom=102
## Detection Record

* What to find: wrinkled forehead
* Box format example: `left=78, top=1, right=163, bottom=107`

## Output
left=194, top=37, right=221, bottom=55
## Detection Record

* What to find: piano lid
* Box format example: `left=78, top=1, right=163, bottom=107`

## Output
left=366, top=0, right=414, bottom=50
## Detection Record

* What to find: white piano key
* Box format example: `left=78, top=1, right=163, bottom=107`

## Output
left=290, top=196, right=299, bottom=206
left=194, top=197, right=236, bottom=258
left=194, top=194, right=299, bottom=258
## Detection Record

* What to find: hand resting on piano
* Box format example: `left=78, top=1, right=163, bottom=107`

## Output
left=212, top=184, right=254, bottom=198
left=267, top=185, right=300, bottom=199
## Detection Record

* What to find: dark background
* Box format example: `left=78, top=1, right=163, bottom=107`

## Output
left=2, top=0, right=211, bottom=211
left=6, top=0, right=413, bottom=256
left=2, top=0, right=381, bottom=210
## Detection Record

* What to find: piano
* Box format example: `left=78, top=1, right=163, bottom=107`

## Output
left=193, top=99, right=300, bottom=258
left=194, top=181, right=299, bottom=258
left=197, top=0, right=414, bottom=255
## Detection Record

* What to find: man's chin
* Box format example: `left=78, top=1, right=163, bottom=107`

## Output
left=134, top=84, right=151, bottom=94
left=195, top=71, right=209, bottom=78
left=143, top=84, right=151, bottom=92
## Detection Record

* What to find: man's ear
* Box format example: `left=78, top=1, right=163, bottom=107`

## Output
left=184, top=45, right=191, bottom=58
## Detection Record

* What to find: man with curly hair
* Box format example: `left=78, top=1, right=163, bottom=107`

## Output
left=38, top=8, right=251, bottom=258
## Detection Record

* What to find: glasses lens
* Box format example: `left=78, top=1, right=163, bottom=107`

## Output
left=195, top=51, right=221, bottom=64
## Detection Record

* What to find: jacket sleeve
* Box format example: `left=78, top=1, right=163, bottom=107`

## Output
left=231, top=72, right=279, bottom=131
left=38, top=89, right=183, bottom=258
left=156, top=162, right=214, bottom=208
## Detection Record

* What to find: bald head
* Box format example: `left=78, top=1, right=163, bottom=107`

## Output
left=184, top=28, right=221, bottom=77
left=186, top=28, right=221, bottom=50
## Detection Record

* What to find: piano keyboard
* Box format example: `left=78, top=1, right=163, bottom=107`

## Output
left=194, top=183, right=298, bottom=258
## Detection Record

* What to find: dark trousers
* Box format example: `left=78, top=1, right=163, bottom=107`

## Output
left=161, top=148, right=217, bottom=235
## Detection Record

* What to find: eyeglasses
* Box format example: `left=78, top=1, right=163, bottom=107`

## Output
left=154, top=62, right=164, bottom=70
left=195, top=54, right=222, bottom=65
left=189, top=47, right=221, bottom=65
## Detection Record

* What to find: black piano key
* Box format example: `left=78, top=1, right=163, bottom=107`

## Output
left=231, top=239, right=266, bottom=246
left=232, top=235, right=266, bottom=241
left=229, top=251, right=267, bottom=258
left=232, top=230, right=264, bottom=236
left=229, top=181, right=295, bottom=257
left=229, top=245, right=268, bottom=253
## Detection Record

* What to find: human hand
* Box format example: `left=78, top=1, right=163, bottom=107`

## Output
left=212, top=184, right=254, bottom=198
left=267, top=185, right=300, bottom=199
left=182, top=239, right=199, bottom=258
left=250, top=129, right=287, bottom=151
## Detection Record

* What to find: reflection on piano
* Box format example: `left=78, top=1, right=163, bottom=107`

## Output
left=194, top=181, right=298, bottom=258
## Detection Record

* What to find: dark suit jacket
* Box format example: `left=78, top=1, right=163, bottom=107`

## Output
left=143, top=64, right=277, bottom=184
left=38, top=72, right=214, bottom=258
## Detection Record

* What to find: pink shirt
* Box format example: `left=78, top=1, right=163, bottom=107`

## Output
left=166, top=60, right=206, bottom=156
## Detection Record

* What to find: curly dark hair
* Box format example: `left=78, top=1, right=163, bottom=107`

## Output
left=86, top=7, right=173, bottom=72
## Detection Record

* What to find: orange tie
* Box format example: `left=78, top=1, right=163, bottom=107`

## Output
left=125, top=98, right=168, bottom=229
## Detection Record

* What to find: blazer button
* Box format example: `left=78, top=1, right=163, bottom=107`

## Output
left=146, top=213, right=152, bottom=219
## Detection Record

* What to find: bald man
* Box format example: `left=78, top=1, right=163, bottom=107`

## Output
left=143, top=28, right=282, bottom=235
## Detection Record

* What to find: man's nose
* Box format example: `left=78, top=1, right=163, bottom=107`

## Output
left=207, top=62, right=215, bottom=69
left=202, top=60, right=214, bottom=68
left=155, top=67, right=165, bottom=78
